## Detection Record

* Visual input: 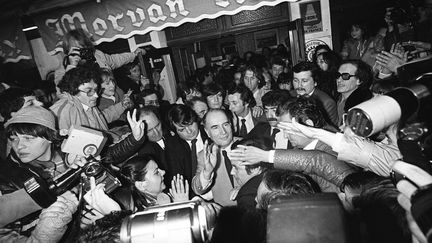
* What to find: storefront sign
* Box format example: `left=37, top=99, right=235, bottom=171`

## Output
left=33, top=0, right=295, bottom=54
left=300, top=0, right=323, bottom=34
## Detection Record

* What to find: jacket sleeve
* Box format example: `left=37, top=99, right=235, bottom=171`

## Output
left=191, top=150, right=213, bottom=195
left=323, top=98, right=338, bottom=126
left=332, top=132, right=402, bottom=176
left=273, top=149, right=357, bottom=187
left=102, top=133, right=146, bottom=165
left=96, top=50, right=136, bottom=70
left=0, top=189, right=42, bottom=228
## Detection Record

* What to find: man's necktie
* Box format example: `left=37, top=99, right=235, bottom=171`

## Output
left=222, top=150, right=234, bottom=187
left=239, top=118, right=247, bottom=137
left=271, top=128, right=280, bottom=148
left=191, top=139, right=198, bottom=174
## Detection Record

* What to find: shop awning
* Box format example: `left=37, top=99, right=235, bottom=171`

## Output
left=32, top=0, right=297, bottom=55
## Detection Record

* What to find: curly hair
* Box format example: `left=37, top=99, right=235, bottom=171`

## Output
left=58, top=66, right=102, bottom=95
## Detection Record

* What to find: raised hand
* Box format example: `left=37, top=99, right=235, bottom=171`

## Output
left=392, top=161, right=432, bottom=243
left=376, top=50, right=407, bottom=74
left=122, top=89, right=134, bottom=109
left=83, top=177, right=121, bottom=215
left=278, top=118, right=317, bottom=139
left=228, top=145, right=269, bottom=165
left=203, top=140, right=218, bottom=180
left=169, top=174, right=189, bottom=203
left=66, top=154, right=88, bottom=169
left=252, top=106, right=264, bottom=118
left=127, top=109, right=145, bottom=141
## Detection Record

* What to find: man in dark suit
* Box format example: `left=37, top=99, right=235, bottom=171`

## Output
left=166, top=104, right=209, bottom=187
left=247, top=90, right=294, bottom=149
left=136, top=106, right=173, bottom=186
left=227, top=84, right=267, bottom=137
left=292, top=61, right=338, bottom=127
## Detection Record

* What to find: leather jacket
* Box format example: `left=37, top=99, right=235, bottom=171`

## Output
left=273, top=149, right=358, bottom=192
left=102, top=133, right=146, bottom=165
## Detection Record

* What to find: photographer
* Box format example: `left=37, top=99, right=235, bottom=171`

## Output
left=54, top=28, right=145, bottom=86
left=0, top=106, right=85, bottom=235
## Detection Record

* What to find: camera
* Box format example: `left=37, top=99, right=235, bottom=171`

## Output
left=120, top=201, right=208, bottom=243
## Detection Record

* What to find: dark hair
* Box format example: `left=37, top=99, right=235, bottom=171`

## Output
left=231, top=137, right=273, bottom=174
left=276, top=72, right=292, bottom=85
left=185, top=96, right=207, bottom=108
left=275, top=97, right=297, bottom=117
left=100, top=68, right=117, bottom=85
left=312, top=44, right=332, bottom=63
left=122, top=57, right=139, bottom=76
left=352, top=179, right=411, bottom=243
left=6, top=123, right=63, bottom=147
left=258, top=169, right=320, bottom=209
left=177, top=81, right=201, bottom=101
left=317, top=51, right=342, bottom=73
left=292, top=61, right=319, bottom=83
left=271, top=56, right=285, bottom=68
left=240, top=65, right=265, bottom=89
left=340, top=59, right=373, bottom=89
left=0, top=88, right=33, bottom=121
left=202, top=83, right=224, bottom=99
left=261, top=90, right=293, bottom=108
left=58, top=66, right=101, bottom=95
left=167, top=104, right=198, bottom=131
left=340, top=171, right=386, bottom=193
left=350, top=23, right=368, bottom=39
left=137, top=88, right=161, bottom=103
left=120, top=156, right=158, bottom=209
left=227, top=84, right=256, bottom=107
left=62, top=28, right=94, bottom=55
left=286, top=97, right=326, bottom=128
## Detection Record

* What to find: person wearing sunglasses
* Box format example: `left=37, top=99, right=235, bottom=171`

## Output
left=336, top=59, right=373, bottom=126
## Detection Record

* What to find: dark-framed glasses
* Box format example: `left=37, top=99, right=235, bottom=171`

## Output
left=79, top=88, right=99, bottom=97
left=336, top=72, right=356, bottom=80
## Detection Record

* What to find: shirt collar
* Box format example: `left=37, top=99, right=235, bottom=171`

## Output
left=81, top=103, right=90, bottom=111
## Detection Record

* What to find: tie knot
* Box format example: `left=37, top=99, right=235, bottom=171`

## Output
left=191, top=139, right=197, bottom=145
left=273, top=128, right=280, bottom=134
left=241, top=118, right=246, bottom=124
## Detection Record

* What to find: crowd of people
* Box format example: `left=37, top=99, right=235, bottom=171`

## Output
left=0, top=1, right=432, bottom=242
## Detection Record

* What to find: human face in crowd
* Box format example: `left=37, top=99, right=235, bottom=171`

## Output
left=293, top=71, right=316, bottom=96
left=128, top=65, right=141, bottom=83
left=278, top=82, right=292, bottom=91
left=101, top=75, right=116, bottom=97
left=192, top=101, right=208, bottom=119
left=316, top=54, right=328, bottom=71
left=140, top=112, right=163, bottom=142
left=76, top=80, right=99, bottom=107
left=337, top=63, right=361, bottom=97
left=271, top=64, right=284, bottom=80
left=204, top=110, right=233, bottom=148
left=244, top=70, right=259, bottom=92
left=255, top=180, right=271, bottom=209
left=138, top=160, right=166, bottom=196
left=174, top=122, right=199, bottom=141
left=228, top=93, right=249, bottom=117
left=234, top=72, right=242, bottom=85
left=206, top=92, right=223, bottom=109
left=230, top=160, right=257, bottom=187
left=350, top=25, right=363, bottom=40
left=262, top=72, right=272, bottom=91
left=264, top=105, right=278, bottom=127
left=143, top=94, right=160, bottom=107
left=10, top=133, right=52, bottom=163
left=279, top=112, right=311, bottom=149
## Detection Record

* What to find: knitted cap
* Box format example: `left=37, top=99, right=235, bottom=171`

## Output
left=4, top=106, right=56, bottom=131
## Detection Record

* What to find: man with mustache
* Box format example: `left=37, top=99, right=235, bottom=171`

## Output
left=246, top=90, right=294, bottom=149
left=292, top=61, right=338, bottom=127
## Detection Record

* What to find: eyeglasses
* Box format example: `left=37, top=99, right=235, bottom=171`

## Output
left=336, top=72, right=356, bottom=80
left=79, top=89, right=99, bottom=97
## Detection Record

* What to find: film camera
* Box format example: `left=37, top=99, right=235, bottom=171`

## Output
left=23, top=126, right=121, bottom=207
